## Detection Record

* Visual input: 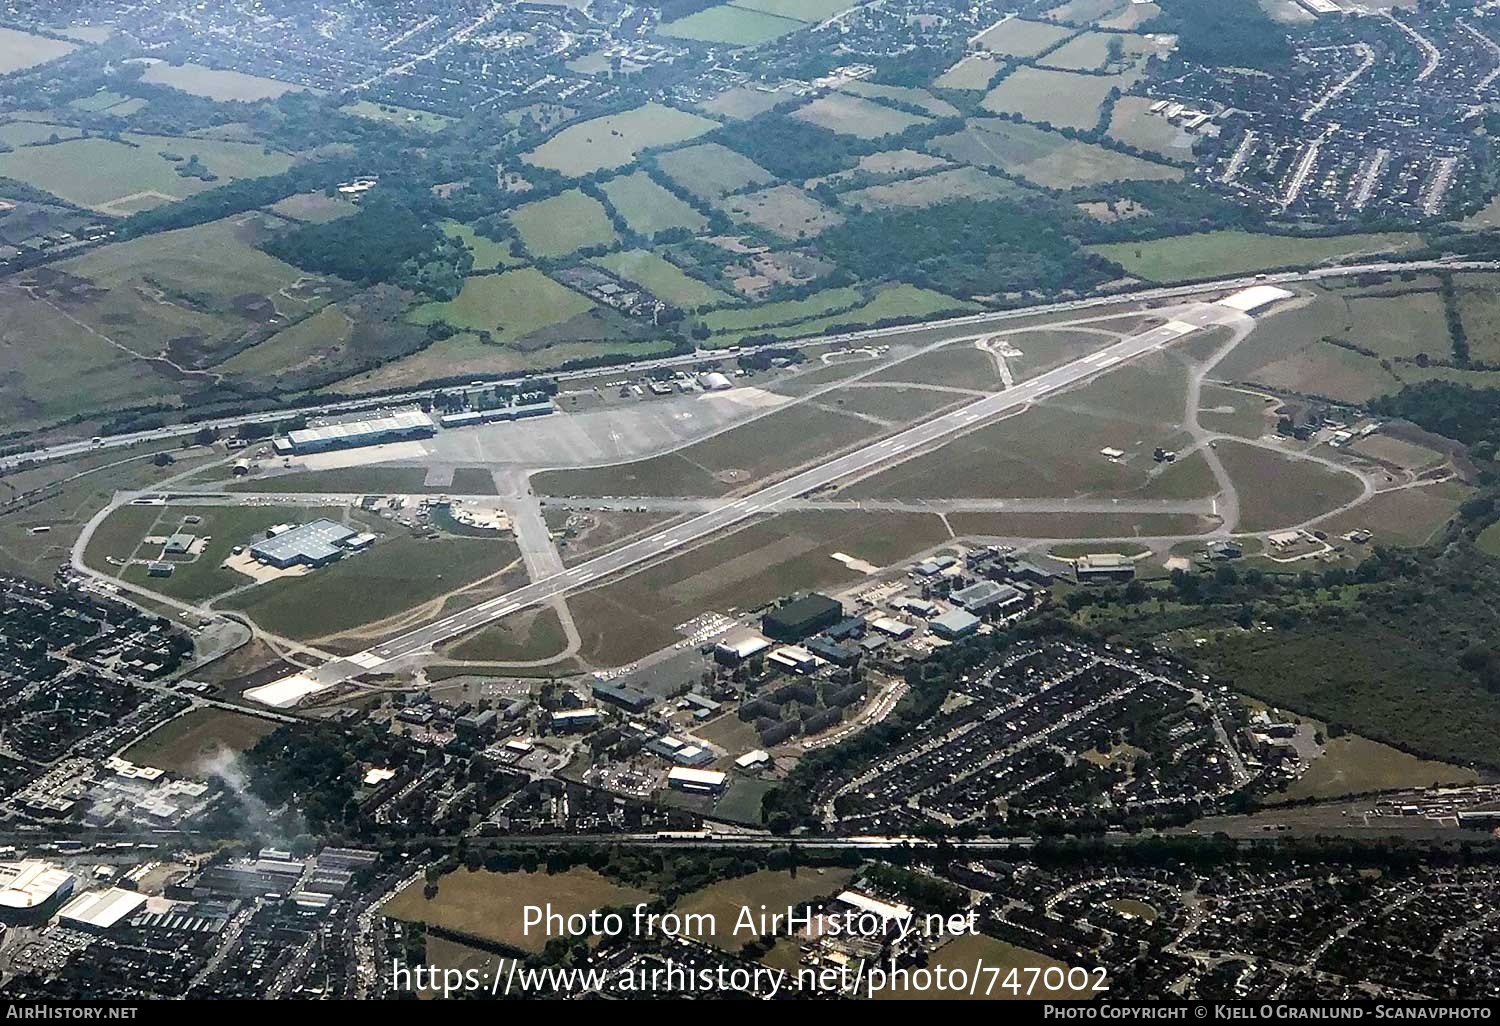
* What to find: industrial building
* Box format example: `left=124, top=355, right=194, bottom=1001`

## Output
left=592, top=681, right=653, bottom=713
left=0, top=861, right=75, bottom=923
left=437, top=400, right=554, bottom=428
left=249, top=520, right=360, bottom=569
left=950, top=580, right=1025, bottom=615
left=549, top=708, right=600, bottom=732
left=57, top=887, right=147, bottom=932
left=930, top=608, right=981, bottom=640
left=714, top=630, right=771, bottom=666
left=763, top=594, right=843, bottom=641
left=273, top=408, right=435, bottom=455
left=667, top=767, right=727, bottom=795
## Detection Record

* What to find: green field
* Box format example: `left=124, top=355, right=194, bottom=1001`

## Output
left=716, top=284, right=978, bottom=343
left=842, top=166, right=1027, bottom=211
left=230, top=466, right=498, bottom=494
left=341, top=100, right=453, bottom=133
left=592, top=249, right=730, bottom=309
left=973, top=17, right=1073, bottom=57
left=732, top=0, right=854, bottom=19
left=1479, top=521, right=1500, bottom=557
left=791, top=92, right=930, bottom=139
left=1089, top=231, right=1423, bottom=282
left=981, top=66, right=1137, bottom=131
left=1215, top=441, right=1365, bottom=533
left=1106, top=95, right=1196, bottom=160
left=220, top=304, right=354, bottom=377
left=931, top=118, right=1180, bottom=190
left=600, top=171, right=708, bottom=237
left=1273, top=734, right=1478, bottom=802
left=53, top=214, right=327, bottom=369
left=716, top=184, right=843, bottom=239
left=409, top=268, right=595, bottom=339
left=222, top=534, right=520, bottom=639
left=338, top=333, right=681, bottom=393
left=0, top=133, right=294, bottom=211
left=523, top=103, right=717, bottom=177
left=122, top=707, right=278, bottom=776
left=441, top=605, right=569, bottom=662
left=658, top=4, right=806, bottom=45
left=699, top=286, right=864, bottom=335
left=655, top=142, right=777, bottom=200
left=383, top=868, right=652, bottom=953
left=141, top=61, right=310, bottom=101
left=440, top=221, right=524, bottom=271
left=934, top=54, right=1005, bottom=91
left=673, top=868, right=856, bottom=950
left=509, top=189, right=618, bottom=258
left=0, top=27, right=76, bottom=74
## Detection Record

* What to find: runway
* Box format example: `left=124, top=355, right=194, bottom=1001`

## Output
left=247, top=301, right=1247, bottom=707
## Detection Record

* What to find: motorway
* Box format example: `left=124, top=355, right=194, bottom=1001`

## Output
left=10, top=258, right=1495, bottom=474
left=257, top=301, right=1243, bottom=704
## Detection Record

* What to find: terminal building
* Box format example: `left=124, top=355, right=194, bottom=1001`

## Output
left=437, top=400, right=554, bottom=428
left=273, top=408, right=435, bottom=456
left=1074, top=552, right=1136, bottom=583
left=250, top=520, right=360, bottom=569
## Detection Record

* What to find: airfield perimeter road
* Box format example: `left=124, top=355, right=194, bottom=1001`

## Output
left=9, top=258, right=1498, bottom=474
left=295, top=302, right=1242, bottom=695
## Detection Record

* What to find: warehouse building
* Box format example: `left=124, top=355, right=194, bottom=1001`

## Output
left=250, top=520, right=359, bottom=569
left=714, top=630, right=771, bottom=666
left=950, top=580, right=1025, bottom=615
left=763, top=594, right=843, bottom=641
left=930, top=608, right=981, bottom=640
left=273, top=408, right=435, bottom=455
left=592, top=682, right=653, bottom=714
left=57, top=887, right=147, bottom=933
left=0, top=861, right=75, bottom=924
left=667, top=767, right=727, bottom=795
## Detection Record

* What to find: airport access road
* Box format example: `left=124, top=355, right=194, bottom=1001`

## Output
left=298, top=302, right=1242, bottom=693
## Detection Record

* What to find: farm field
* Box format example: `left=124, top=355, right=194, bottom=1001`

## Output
left=1106, top=95, right=1195, bottom=160
left=382, top=868, right=652, bottom=953
left=699, top=84, right=794, bottom=120
left=934, top=54, right=1005, bottom=91
left=973, top=17, right=1073, bottom=57
left=122, top=708, right=278, bottom=776
left=269, top=192, right=357, bottom=223
left=930, top=118, right=1181, bottom=190
left=569, top=510, right=949, bottom=664
left=1040, top=31, right=1159, bottom=71
left=523, top=102, right=716, bottom=177
left=732, top=0, right=854, bottom=19
left=1214, top=441, right=1365, bottom=533
left=0, top=133, right=294, bottom=211
left=717, top=184, right=843, bottom=239
left=219, top=304, right=354, bottom=378
left=440, top=221, right=524, bottom=271
left=672, top=868, right=856, bottom=951
left=1088, top=231, right=1423, bottom=282
left=0, top=27, right=76, bottom=73
left=981, top=66, right=1139, bottom=131
left=141, top=61, right=311, bottom=101
left=657, top=4, right=805, bottom=45
left=592, top=249, right=729, bottom=309
left=791, top=92, right=930, bottom=139
left=600, top=171, right=708, bottom=237
left=1273, top=734, right=1478, bottom=803
left=1480, top=521, right=1500, bottom=556
left=654, top=142, right=777, bottom=200
left=841, top=166, right=1027, bottom=210
left=221, top=534, right=521, bottom=640
left=698, top=286, right=864, bottom=335
left=839, top=81, right=959, bottom=117
left=509, top=189, right=618, bottom=258
left=408, top=268, right=595, bottom=339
